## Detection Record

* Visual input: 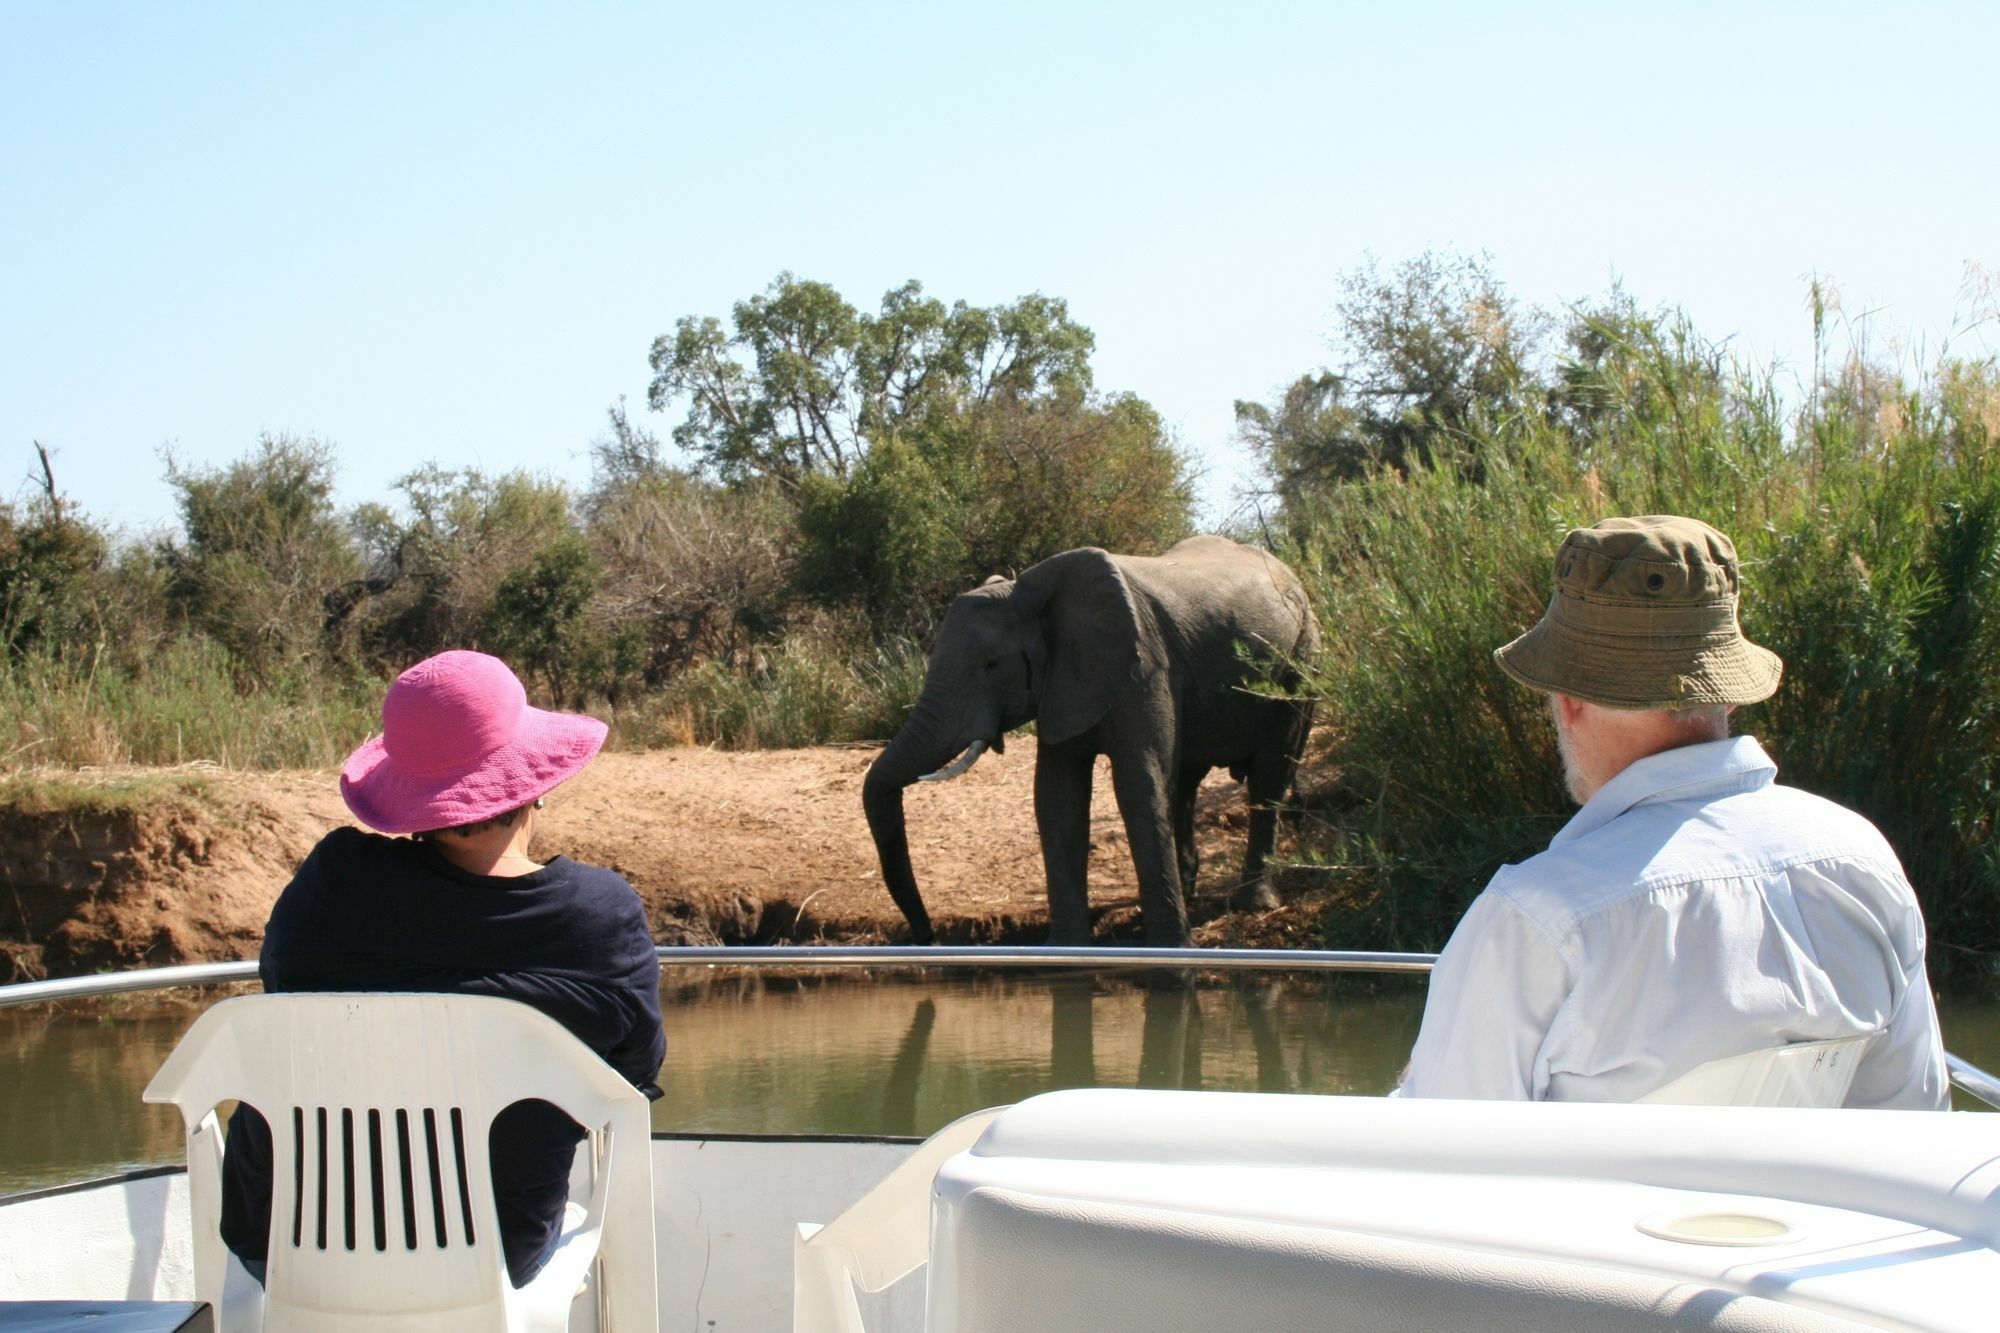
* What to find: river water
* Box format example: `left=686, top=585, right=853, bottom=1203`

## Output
left=4, top=965, right=1996, bottom=1196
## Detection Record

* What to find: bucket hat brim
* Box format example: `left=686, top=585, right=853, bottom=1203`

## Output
left=339, top=706, right=607, bottom=835
left=1495, top=610, right=1783, bottom=709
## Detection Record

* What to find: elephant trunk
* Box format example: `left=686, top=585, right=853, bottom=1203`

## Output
left=865, top=706, right=969, bottom=945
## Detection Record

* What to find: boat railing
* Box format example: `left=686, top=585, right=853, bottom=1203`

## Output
left=0, top=946, right=1438, bottom=1010
left=1947, top=1053, right=2000, bottom=1109
left=3, top=946, right=1995, bottom=1109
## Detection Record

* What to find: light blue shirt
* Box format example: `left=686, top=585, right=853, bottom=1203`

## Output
left=1400, top=736, right=1949, bottom=1108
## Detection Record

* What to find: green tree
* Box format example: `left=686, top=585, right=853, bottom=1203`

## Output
left=948, top=393, right=1194, bottom=575
left=796, top=393, right=1195, bottom=629
left=646, top=274, right=1096, bottom=489
left=649, top=274, right=1183, bottom=634
left=1242, top=253, right=1549, bottom=514
left=1233, top=371, right=1371, bottom=510
left=1334, top=252, right=1545, bottom=470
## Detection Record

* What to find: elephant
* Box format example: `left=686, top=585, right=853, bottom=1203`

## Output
left=863, top=535, right=1319, bottom=947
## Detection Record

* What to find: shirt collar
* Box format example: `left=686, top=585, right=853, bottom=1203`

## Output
left=1550, top=735, right=1777, bottom=848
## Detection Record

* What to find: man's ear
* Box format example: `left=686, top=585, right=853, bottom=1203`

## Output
left=1552, top=693, right=1587, bottom=730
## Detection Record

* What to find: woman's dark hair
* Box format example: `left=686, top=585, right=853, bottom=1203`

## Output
left=417, top=800, right=536, bottom=841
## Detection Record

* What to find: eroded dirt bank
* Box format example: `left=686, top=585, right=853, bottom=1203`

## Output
left=1, top=740, right=1325, bottom=981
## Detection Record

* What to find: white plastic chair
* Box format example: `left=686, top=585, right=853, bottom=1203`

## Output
left=793, top=1106, right=1006, bottom=1333
left=144, top=993, right=658, bottom=1332
left=1635, top=1034, right=1876, bottom=1108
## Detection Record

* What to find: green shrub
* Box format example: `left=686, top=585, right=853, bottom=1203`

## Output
left=0, top=497, right=114, bottom=662
left=159, top=434, right=361, bottom=682
left=794, top=436, right=971, bottom=629
left=796, top=396, right=1195, bottom=631
left=1287, top=302, right=2000, bottom=978
left=482, top=534, right=641, bottom=707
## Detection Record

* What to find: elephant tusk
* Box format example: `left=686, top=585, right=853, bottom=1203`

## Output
left=918, top=739, right=989, bottom=783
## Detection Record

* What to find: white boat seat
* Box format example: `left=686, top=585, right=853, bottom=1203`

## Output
left=792, top=1106, right=1005, bottom=1333
left=936, top=1185, right=1861, bottom=1332
left=1635, top=1034, right=1876, bottom=1107
left=921, top=1089, right=2000, bottom=1333
left=143, top=993, right=657, bottom=1332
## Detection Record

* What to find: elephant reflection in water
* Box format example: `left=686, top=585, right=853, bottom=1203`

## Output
left=1240, top=982, right=1300, bottom=1093
left=1048, top=976, right=1298, bottom=1093
left=1049, top=974, right=1096, bottom=1088
left=1059, top=979, right=1223, bottom=1090
left=864, top=978, right=1294, bottom=1111
left=880, top=998, right=937, bottom=1138
left=1137, top=973, right=1204, bottom=1090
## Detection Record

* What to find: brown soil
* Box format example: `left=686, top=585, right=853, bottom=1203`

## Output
left=1, top=740, right=1331, bottom=981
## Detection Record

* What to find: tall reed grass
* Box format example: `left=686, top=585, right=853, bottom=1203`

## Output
left=0, top=628, right=931, bottom=769
left=0, top=638, right=381, bottom=770
left=612, top=630, right=929, bottom=750
left=1288, top=314, right=2000, bottom=978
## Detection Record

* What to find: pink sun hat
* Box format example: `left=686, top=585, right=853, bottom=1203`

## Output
left=340, top=650, right=608, bottom=835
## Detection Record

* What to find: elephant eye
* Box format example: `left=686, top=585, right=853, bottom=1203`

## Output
left=982, top=658, right=1002, bottom=672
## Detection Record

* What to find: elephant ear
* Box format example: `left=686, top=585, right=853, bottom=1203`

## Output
left=1014, top=547, right=1143, bottom=745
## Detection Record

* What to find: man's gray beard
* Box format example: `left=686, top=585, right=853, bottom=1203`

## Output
left=1553, top=707, right=1590, bottom=805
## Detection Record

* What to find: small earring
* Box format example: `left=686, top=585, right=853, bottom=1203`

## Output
left=532, top=797, right=546, bottom=809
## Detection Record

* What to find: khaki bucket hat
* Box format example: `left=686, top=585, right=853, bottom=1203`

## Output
left=1494, top=515, right=1783, bottom=708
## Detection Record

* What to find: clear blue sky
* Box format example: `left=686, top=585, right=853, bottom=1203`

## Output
left=3, top=1, right=1994, bottom=535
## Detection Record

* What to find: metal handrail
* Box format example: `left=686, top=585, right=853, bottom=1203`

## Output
left=0, top=946, right=1438, bottom=1010
left=651, top=944, right=1442, bottom=973
left=1947, top=1054, right=2000, bottom=1110
left=0, top=959, right=261, bottom=1009
left=3, top=948, right=1994, bottom=1110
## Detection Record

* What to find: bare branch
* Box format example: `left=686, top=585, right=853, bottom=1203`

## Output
left=31, top=440, right=63, bottom=519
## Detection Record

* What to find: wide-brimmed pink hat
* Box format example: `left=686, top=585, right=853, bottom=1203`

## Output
left=340, top=650, right=607, bottom=835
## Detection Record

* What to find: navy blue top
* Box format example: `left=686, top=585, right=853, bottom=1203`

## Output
left=219, top=827, right=665, bottom=1285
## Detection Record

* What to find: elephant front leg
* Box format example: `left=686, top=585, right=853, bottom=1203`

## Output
left=1034, top=742, right=1097, bottom=945
left=1111, top=754, right=1191, bottom=947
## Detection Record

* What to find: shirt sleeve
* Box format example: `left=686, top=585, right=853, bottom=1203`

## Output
left=1398, top=885, right=1572, bottom=1100
left=604, top=896, right=667, bottom=1100
left=1845, top=955, right=1951, bottom=1110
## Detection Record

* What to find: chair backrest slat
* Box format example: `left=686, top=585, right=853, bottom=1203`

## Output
left=421, top=1105, right=448, bottom=1250
left=340, top=1106, right=356, bottom=1253
left=448, top=1106, right=476, bottom=1248
left=392, top=1107, right=418, bottom=1252
left=290, top=1106, right=305, bottom=1251
left=312, top=1107, right=329, bottom=1252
